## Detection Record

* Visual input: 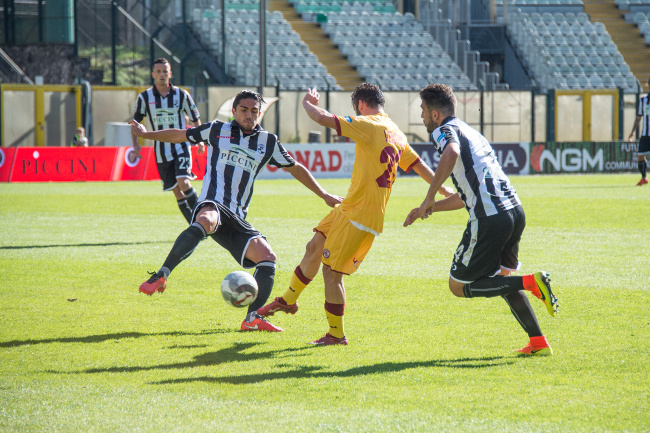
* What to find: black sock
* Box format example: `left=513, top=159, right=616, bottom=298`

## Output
left=162, top=223, right=206, bottom=273
left=247, top=261, right=276, bottom=314
left=177, top=198, right=193, bottom=224
left=184, top=187, right=198, bottom=209
left=503, top=291, right=543, bottom=337
left=639, top=160, right=647, bottom=178
left=463, top=276, right=525, bottom=298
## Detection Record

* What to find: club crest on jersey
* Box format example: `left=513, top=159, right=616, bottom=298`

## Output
left=257, top=143, right=266, bottom=154
left=323, top=249, right=331, bottom=259
left=344, top=116, right=353, bottom=123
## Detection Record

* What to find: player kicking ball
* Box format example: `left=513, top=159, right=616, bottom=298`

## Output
left=257, top=84, right=453, bottom=345
left=404, top=84, right=559, bottom=356
left=132, top=90, right=341, bottom=332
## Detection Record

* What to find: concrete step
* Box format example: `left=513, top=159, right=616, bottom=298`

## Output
left=268, top=0, right=362, bottom=90
left=583, top=0, right=650, bottom=92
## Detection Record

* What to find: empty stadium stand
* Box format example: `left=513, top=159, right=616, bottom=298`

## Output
left=506, top=9, right=639, bottom=92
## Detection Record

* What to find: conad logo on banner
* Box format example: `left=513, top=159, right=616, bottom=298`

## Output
left=259, top=144, right=356, bottom=179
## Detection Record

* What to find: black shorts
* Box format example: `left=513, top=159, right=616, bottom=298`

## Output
left=158, top=147, right=195, bottom=191
left=194, top=201, right=265, bottom=269
left=450, top=205, right=525, bottom=284
left=639, top=136, right=650, bottom=155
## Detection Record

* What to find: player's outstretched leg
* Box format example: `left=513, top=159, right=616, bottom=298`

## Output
left=257, top=265, right=309, bottom=317
left=524, top=272, right=559, bottom=317
left=139, top=222, right=206, bottom=296
left=240, top=261, right=283, bottom=331
left=257, top=297, right=299, bottom=317
left=139, top=270, right=168, bottom=295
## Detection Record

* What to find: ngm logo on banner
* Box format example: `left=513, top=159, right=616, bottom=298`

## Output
left=530, top=142, right=638, bottom=174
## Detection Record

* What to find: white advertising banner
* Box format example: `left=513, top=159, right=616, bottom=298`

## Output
left=258, top=143, right=357, bottom=179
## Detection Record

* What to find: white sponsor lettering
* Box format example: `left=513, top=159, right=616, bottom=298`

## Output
left=219, top=150, right=260, bottom=172
left=540, top=148, right=603, bottom=172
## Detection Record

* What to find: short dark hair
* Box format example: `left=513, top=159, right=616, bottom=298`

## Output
left=233, top=90, right=265, bottom=109
left=351, top=83, right=385, bottom=109
left=153, top=58, right=170, bottom=67
left=420, top=84, right=457, bottom=116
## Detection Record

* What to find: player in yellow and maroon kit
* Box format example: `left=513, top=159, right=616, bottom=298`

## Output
left=257, top=83, right=453, bottom=345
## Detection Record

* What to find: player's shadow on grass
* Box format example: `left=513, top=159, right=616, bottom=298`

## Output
left=154, top=356, right=514, bottom=385
left=0, top=240, right=167, bottom=250
left=0, top=329, right=230, bottom=348
left=46, top=342, right=309, bottom=375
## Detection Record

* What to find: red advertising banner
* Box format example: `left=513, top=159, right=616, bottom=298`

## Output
left=141, top=145, right=207, bottom=182
left=111, top=146, right=151, bottom=181
left=0, top=147, right=16, bottom=182
left=142, top=148, right=159, bottom=181
left=191, top=146, right=208, bottom=180
left=9, top=147, right=118, bottom=182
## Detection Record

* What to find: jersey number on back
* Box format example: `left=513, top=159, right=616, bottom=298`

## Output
left=376, top=146, right=402, bottom=188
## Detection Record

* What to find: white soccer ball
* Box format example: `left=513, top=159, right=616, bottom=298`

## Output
left=220, top=271, right=258, bottom=308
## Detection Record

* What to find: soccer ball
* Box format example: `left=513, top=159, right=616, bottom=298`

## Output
left=220, top=271, right=258, bottom=308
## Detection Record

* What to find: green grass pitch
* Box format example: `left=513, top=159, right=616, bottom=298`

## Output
left=0, top=174, right=648, bottom=432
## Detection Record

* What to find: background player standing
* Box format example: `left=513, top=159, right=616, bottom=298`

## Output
left=404, top=83, right=559, bottom=356
left=131, top=57, right=205, bottom=223
left=257, top=84, right=453, bottom=345
left=131, top=90, right=341, bottom=332
left=627, top=77, right=650, bottom=186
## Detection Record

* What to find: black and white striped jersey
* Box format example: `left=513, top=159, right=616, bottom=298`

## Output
left=431, top=117, right=521, bottom=220
left=134, top=84, right=200, bottom=163
left=636, top=94, right=650, bottom=137
left=186, top=120, right=295, bottom=219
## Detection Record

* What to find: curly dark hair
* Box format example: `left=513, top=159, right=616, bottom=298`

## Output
left=351, top=83, right=385, bottom=109
left=419, top=83, right=457, bottom=116
left=233, top=89, right=266, bottom=109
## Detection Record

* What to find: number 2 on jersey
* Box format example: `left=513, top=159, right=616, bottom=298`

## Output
left=375, top=146, right=401, bottom=188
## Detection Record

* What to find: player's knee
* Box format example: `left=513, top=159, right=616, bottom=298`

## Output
left=448, top=279, right=465, bottom=297
left=305, top=236, right=324, bottom=259
left=196, top=212, right=219, bottom=234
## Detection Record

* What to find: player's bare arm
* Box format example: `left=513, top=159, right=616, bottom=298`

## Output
left=404, top=141, right=460, bottom=227
left=129, top=120, right=189, bottom=144
left=412, top=160, right=455, bottom=197
left=191, top=119, right=206, bottom=155
left=130, top=126, right=143, bottom=159
left=284, top=163, right=343, bottom=208
left=628, top=115, right=642, bottom=142
left=302, top=87, right=337, bottom=130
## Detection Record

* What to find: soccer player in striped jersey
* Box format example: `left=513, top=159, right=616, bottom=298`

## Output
left=131, top=90, right=341, bottom=332
left=627, top=77, right=650, bottom=186
left=131, top=58, right=205, bottom=223
left=257, top=84, right=453, bottom=345
left=404, top=83, right=559, bottom=356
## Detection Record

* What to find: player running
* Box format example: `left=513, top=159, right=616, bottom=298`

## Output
left=131, top=58, right=205, bottom=224
left=404, top=83, right=559, bottom=356
left=627, top=77, right=650, bottom=186
left=257, top=84, right=453, bottom=345
left=131, top=90, right=341, bottom=332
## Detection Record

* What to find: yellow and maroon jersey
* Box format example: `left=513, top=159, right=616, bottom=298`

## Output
left=334, top=113, right=421, bottom=234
